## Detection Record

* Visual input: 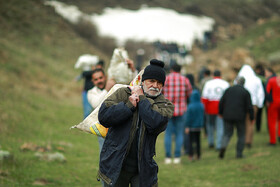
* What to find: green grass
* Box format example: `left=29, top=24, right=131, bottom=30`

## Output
left=0, top=85, right=101, bottom=186
left=156, top=122, right=280, bottom=187
left=1, top=106, right=280, bottom=186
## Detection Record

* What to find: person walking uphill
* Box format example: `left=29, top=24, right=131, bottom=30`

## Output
left=218, top=76, right=254, bottom=159
left=87, top=68, right=116, bottom=152
left=97, top=59, right=174, bottom=187
left=201, top=70, right=230, bottom=150
left=236, top=64, right=264, bottom=148
left=163, top=62, right=192, bottom=164
left=184, top=90, right=204, bottom=161
left=266, top=74, right=280, bottom=145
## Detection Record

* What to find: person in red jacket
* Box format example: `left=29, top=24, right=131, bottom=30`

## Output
left=266, top=74, right=280, bottom=145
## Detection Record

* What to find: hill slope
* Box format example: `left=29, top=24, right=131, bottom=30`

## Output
left=0, top=1, right=107, bottom=185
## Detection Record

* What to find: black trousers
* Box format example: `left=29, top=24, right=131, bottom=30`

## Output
left=189, top=131, right=201, bottom=158
left=104, top=169, right=139, bottom=187
left=256, top=107, right=263, bottom=132
left=221, top=120, right=245, bottom=157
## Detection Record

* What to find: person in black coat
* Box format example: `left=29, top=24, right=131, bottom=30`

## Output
left=218, top=76, right=254, bottom=159
left=97, top=59, right=174, bottom=187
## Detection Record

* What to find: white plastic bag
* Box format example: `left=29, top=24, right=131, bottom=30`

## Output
left=74, top=54, right=99, bottom=71
left=107, top=48, right=135, bottom=84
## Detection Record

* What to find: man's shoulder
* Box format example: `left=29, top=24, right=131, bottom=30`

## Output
left=167, top=72, right=185, bottom=78
left=208, top=78, right=229, bottom=86
left=157, top=94, right=175, bottom=109
left=157, top=94, right=174, bottom=105
left=88, top=86, right=97, bottom=93
left=231, top=85, right=248, bottom=92
left=111, top=86, right=131, bottom=96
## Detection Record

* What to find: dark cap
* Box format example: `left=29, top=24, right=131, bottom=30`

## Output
left=142, top=59, right=166, bottom=85
left=214, top=70, right=221, bottom=77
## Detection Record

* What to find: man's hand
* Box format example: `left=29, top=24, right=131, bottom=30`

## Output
left=105, top=79, right=116, bottom=91
left=131, top=86, right=144, bottom=96
left=129, top=93, right=139, bottom=107
left=126, top=59, right=136, bottom=72
left=129, top=86, right=144, bottom=107
left=185, top=128, right=190, bottom=134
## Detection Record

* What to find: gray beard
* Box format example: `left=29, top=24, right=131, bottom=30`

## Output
left=142, top=84, right=162, bottom=98
left=145, top=92, right=161, bottom=98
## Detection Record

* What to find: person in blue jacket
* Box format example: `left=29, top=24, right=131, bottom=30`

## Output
left=184, top=89, right=204, bottom=161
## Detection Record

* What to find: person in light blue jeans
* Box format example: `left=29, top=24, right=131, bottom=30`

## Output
left=82, top=91, right=93, bottom=119
left=206, top=114, right=224, bottom=150
left=164, top=115, right=185, bottom=159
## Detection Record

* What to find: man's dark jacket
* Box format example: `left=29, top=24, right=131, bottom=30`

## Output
left=219, top=85, right=254, bottom=121
left=98, top=87, right=174, bottom=187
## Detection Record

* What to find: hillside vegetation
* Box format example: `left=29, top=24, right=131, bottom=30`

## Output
left=1, top=0, right=280, bottom=186
left=0, top=1, right=107, bottom=185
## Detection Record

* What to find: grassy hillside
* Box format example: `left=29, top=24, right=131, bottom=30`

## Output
left=223, top=17, right=280, bottom=60
left=0, top=0, right=108, bottom=136
left=188, top=17, right=280, bottom=82
left=1, top=0, right=280, bottom=186
left=0, top=1, right=107, bottom=185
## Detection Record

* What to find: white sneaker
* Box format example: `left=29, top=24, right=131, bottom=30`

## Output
left=173, top=157, right=181, bottom=164
left=164, top=158, right=172, bottom=164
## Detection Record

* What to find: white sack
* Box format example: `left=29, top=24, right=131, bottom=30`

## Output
left=107, top=48, right=135, bottom=84
left=74, top=54, right=99, bottom=71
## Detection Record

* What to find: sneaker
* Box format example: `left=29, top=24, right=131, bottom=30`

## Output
left=164, top=158, right=172, bottom=164
left=173, top=157, right=181, bottom=164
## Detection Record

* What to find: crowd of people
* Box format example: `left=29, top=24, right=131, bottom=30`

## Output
left=76, top=53, right=279, bottom=187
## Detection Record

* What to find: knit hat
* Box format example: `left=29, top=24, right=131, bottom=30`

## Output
left=142, top=59, right=166, bottom=85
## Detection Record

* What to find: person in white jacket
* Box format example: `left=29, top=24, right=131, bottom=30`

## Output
left=87, top=59, right=137, bottom=151
left=201, top=70, right=230, bottom=150
left=235, top=64, right=265, bottom=148
left=87, top=68, right=116, bottom=151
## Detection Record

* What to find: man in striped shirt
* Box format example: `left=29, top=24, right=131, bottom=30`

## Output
left=163, top=62, right=192, bottom=164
